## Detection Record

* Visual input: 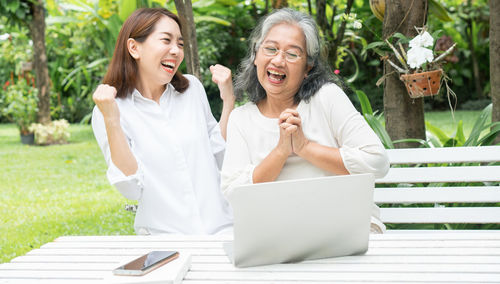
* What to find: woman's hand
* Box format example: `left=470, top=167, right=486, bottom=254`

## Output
left=280, top=109, right=309, bottom=156
left=209, top=64, right=235, bottom=104
left=276, top=111, right=294, bottom=157
left=210, top=64, right=235, bottom=140
left=93, top=84, right=120, bottom=124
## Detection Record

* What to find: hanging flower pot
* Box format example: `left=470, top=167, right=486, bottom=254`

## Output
left=400, top=69, right=443, bottom=98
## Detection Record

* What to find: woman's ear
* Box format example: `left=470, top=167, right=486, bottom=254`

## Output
left=127, top=38, right=140, bottom=59
left=305, top=65, right=313, bottom=78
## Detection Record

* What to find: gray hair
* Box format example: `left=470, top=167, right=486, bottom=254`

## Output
left=234, top=8, right=346, bottom=104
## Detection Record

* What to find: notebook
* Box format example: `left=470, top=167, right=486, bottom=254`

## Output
left=224, top=173, right=374, bottom=268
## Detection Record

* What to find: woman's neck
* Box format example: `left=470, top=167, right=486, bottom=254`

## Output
left=135, top=79, right=166, bottom=104
left=257, top=95, right=297, bottom=118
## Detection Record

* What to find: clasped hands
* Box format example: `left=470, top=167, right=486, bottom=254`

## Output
left=277, top=109, right=309, bottom=157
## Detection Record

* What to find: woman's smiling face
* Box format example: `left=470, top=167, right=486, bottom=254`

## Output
left=133, top=15, right=184, bottom=86
left=254, top=23, right=309, bottom=100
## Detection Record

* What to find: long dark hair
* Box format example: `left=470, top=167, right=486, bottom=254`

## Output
left=103, top=8, right=189, bottom=98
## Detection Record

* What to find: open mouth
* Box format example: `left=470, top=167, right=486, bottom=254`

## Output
left=161, top=60, right=176, bottom=74
left=267, top=69, right=286, bottom=83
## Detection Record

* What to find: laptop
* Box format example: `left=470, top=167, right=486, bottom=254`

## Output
left=224, top=173, right=374, bottom=268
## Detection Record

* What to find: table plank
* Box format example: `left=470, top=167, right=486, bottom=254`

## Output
left=3, top=262, right=500, bottom=273
left=25, top=247, right=500, bottom=256
left=39, top=240, right=500, bottom=249
left=10, top=254, right=500, bottom=264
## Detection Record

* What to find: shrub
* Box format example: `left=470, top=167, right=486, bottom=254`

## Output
left=1, top=75, right=38, bottom=135
left=29, top=119, right=70, bottom=145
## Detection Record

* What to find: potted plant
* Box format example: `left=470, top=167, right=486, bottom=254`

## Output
left=2, top=75, right=38, bottom=144
left=367, top=27, right=457, bottom=99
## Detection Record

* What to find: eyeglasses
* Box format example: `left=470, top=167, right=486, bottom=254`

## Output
left=260, top=45, right=302, bottom=63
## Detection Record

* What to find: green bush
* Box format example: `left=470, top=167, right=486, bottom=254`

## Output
left=1, top=75, right=38, bottom=135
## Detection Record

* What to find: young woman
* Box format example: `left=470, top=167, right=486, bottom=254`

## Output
left=92, top=8, right=233, bottom=235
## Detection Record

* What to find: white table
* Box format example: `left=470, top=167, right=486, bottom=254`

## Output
left=1, top=232, right=500, bottom=283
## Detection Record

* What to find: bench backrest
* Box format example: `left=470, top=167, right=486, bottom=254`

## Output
left=374, top=146, right=500, bottom=226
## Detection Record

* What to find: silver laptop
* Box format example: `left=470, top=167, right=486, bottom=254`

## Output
left=224, top=173, right=374, bottom=268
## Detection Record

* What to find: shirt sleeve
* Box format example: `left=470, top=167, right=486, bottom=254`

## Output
left=220, top=110, right=255, bottom=196
left=192, top=76, right=225, bottom=170
left=321, top=85, right=390, bottom=179
left=91, top=106, right=145, bottom=200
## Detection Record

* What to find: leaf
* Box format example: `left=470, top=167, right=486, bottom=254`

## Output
left=46, top=16, right=76, bottom=25
left=429, top=0, right=453, bottom=22
left=455, top=120, right=466, bottom=145
left=118, top=0, right=137, bottom=23
left=355, top=90, right=373, bottom=115
left=344, top=49, right=359, bottom=83
left=392, top=33, right=409, bottom=43
left=364, top=114, right=394, bottom=149
left=425, top=121, right=450, bottom=145
left=464, top=104, right=492, bottom=146
left=362, top=41, right=385, bottom=53
left=477, top=124, right=500, bottom=146
left=86, top=58, right=109, bottom=69
left=194, top=16, right=231, bottom=26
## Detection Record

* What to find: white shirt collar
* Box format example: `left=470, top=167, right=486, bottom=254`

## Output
left=130, top=84, right=176, bottom=106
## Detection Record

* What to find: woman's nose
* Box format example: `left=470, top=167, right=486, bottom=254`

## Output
left=170, top=44, right=179, bottom=55
left=270, top=51, right=286, bottom=65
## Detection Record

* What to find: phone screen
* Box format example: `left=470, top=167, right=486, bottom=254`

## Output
left=120, top=251, right=178, bottom=272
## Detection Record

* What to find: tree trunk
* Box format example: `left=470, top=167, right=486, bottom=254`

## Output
left=466, top=0, right=483, bottom=99
left=174, top=0, right=201, bottom=79
left=491, top=0, right=500, bottom=144
left=382, top=0, right=427, bottom=148
left=272, top=0, right=288, bottom=8
left=30, top=0, right=51, bottom=125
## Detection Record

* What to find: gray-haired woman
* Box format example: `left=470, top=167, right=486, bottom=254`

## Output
left=221, top=8, right=389, bottom=233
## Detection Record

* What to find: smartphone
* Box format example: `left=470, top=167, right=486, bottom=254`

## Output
left=112, top=251, right=179, bottom=276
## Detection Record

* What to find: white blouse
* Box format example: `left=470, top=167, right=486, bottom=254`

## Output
left=92, top=75, right=233, bottom=235
left=221, top=83, right=389, bottom=226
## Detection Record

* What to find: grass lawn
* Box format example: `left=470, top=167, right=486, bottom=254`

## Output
left=0, top=110, right=484, bottom=263
left=425, top=110, right=489, bottom=137
left=0, top=123, right=134, bottom=263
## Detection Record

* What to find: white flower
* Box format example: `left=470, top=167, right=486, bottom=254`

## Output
left=409, top=31, right=434, bottom=48
left=0, top=33, right=10, bottom=41
left=353, top=21, right=362, bottom=29
left=407, top=46, right=434, bottom=69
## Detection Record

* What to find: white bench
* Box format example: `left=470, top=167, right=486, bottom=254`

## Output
left=374, top=146, right=500, bottom=227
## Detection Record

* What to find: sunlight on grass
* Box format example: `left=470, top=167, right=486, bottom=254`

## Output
left=0, top=124, right=134, bottom=263
left=425, top=110, right=487, bottom=137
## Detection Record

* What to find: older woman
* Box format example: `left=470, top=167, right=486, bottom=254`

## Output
left=92, top=8, right=233, bottom=235
left=221, top=8, right=389, bottom=233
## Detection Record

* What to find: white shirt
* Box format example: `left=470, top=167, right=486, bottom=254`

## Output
left=92, top=75, right=233, bottom=235
left=221, top=83, right=389, bottom=226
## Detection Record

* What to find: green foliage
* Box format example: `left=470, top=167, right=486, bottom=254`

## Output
left=0, top=0, right=32, bottom=26
left=1, top=76, right=38, bottom=134
left=44, top=1, right=120, bottom=122
left=0, top=124, right=135, bottom=263
left=168, top=0, right=256, bottom=118
left=426, top=104, right=500, bottom=147
left=355, top=90, right=428, bottom=149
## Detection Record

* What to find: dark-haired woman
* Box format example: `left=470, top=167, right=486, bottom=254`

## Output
left=221, top=8, right=389, bottom=233
left=92, top=8, right=233, bottom=235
